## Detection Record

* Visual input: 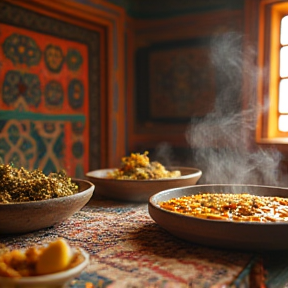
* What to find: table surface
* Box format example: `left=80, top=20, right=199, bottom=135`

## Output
left=1, top=196, right=288, bottom=288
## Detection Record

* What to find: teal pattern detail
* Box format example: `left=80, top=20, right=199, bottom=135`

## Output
left=19, top=138, right=34, bottom=161
left=0, top=110, right=85, bottom=122
left=72, top=121, right=85, bottom=135
left=0, top=120, right=36, bottom=169
left=29, top=122, right=64, bottom=174
left=75, top=164, right=84, bottom=178
left=3, top=33, right=41, bottom=66
left=2, top=70, right=20, bottom=104
left=2, top=70, right=41, bottom=107
left=20, top=138, right=33, bottom=152
left=0, top=138, right=10, bottom=160
left=43, top=158, right=57, bottom=175
left=72, top=141, right=84, bottom=158
left=22, top=72, right=41, bottom=106
left=53, top=130, right=65, bottom=158
left=8, top=152, right=21, bottom=168
left=43, top=122, right=56, bottom=134
left=68, top=79, right=84, bottom=109
left=8, top=124, right=20, bottom=145
left=67, top=48, right=83, bottom=71
left=31, top=123, right=46, bottom=168
left=69, top=272, right=113, bottom=288
left=44, top=80, right=64, bottom=108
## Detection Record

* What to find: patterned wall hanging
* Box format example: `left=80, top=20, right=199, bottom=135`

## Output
left=0, top=2, right=100, bottom=178
left=136, top=37, right=216, bottom=124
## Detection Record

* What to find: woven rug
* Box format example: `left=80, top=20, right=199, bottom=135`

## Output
left=0, top=198, right=253, bottom=288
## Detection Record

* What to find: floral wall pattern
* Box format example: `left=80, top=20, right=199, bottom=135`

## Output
left=0, top=2, right=100, bottom=177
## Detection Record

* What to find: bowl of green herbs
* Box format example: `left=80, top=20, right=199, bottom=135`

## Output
left=0, top=164, right=94, bottom=235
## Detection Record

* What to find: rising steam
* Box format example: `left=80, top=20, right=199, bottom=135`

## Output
left=185, top=32, right=284, bottom=186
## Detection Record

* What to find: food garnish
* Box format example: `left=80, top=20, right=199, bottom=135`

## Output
left=159, top=193, right=288, bottom=222
left=107, top=151, right=181, bottom=180
left=0, top=164, right=78, bottom=203
left=36, top=238, right=73, bottom=275
left=0, top=238, right=84, bottom=278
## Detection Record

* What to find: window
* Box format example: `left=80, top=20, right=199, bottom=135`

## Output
left=279, top=15, right=288, bottom=131
left=257, top=1, right=288, bottom=142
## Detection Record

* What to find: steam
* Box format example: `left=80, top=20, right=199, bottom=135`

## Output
left=184, top=32, right=284, bottom=186
left=153, top=142, right=175, bottom=167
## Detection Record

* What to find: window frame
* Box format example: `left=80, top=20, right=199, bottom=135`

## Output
left=256, top=0, right=288, bottom=143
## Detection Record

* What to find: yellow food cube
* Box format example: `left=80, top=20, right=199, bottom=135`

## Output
left=36, top=238, right=72, bottom=275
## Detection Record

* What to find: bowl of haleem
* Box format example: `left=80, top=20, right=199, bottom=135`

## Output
left=0, top=164, right=94, bottom=235
left=86, top=151, right=202, bottom=202
left=149, top=184, right=288, bottom=250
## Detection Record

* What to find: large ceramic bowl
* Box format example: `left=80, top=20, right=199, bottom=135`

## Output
left=0, top=247, right=89, bottom=288
left=86, top=167, right=202, bottom=202
left=149, top=184, right=288, bottom=251
left=0, top=179, right=94, bottom=235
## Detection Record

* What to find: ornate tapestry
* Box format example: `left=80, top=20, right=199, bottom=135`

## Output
left=136, top=38, right=216, bottom=124
left=0, top=2, right=100, bottom=177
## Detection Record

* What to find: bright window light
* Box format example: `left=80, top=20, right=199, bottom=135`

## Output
left=279, top=115, right=288, bottom=132
left=279, top=79, right=288, bottom=113
left=280, top=46, right=288, bottom=77
left=281, top=16, right=288, bottom=45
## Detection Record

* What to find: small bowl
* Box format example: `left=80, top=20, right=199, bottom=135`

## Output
left=0, top=247, right=89, bottom=288
left=86, top=167, right=202, bottom=202
left=0, top=179, right=95, bottom=235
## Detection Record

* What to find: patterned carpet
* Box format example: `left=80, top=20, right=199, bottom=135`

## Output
left=0, top=197, right=254, bottom=287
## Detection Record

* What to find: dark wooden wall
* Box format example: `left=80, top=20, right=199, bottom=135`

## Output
left=126, top=2, right=245, bottom=161
left=125, top=0, right=288, bottom=186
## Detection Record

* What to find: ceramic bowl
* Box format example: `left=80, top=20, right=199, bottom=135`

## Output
left=86, top=167, right=202, bottom=202
left=0, top=179, right=95, bottom=235
left=149, top=184, right=288, bottom=251
left=0, top=247, right=89, bottom=288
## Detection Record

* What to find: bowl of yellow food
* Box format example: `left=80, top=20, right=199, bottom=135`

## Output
left=0, top=238, right=89, bottom=288
left=0, top=164, right=95, bottom=235
left=149, top=184, right=288, bottom=250
left=86, top=151, right=202, bottom=202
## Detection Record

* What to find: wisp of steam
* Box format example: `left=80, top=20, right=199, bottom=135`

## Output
left=184, top=32, right=285, bottom=186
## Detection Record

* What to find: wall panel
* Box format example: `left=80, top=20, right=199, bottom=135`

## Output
left=0, top=0, right=126, bottom=175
